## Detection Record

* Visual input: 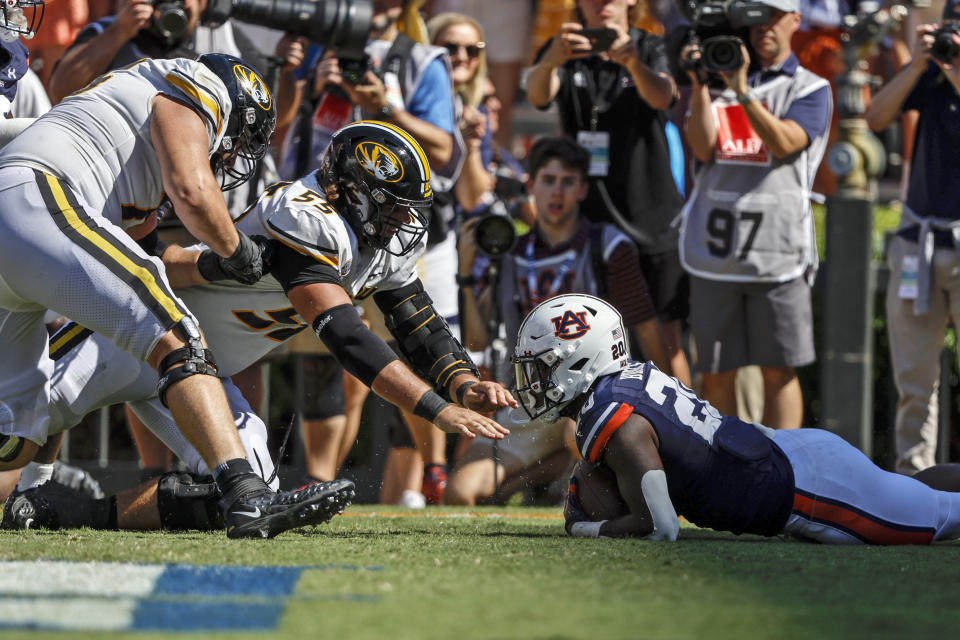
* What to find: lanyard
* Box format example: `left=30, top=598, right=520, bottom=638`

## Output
left=571, top=58, right=620, bottom=132
left=525, top=234, right=577, bottom=308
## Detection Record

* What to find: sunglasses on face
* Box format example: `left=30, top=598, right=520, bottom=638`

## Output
left=442, top=42, right=485, bottom=59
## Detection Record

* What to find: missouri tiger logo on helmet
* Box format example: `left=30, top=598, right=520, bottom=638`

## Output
left=356, top=141, right=403, bottom=182
left=232, top=63, right=272, bottom=112
left=317, top=121, right=433, bottom=257
left=197, top=53, right=277, bottom=192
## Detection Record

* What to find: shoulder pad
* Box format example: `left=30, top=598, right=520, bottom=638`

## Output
left=260, top=179, right=350, bottom=272
left=163, top=59, right=233, bottom=148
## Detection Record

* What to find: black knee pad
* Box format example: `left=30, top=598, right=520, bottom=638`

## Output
left=156, top=472, right=223, bottom=531
left=156, top=317, right=219, bottom=407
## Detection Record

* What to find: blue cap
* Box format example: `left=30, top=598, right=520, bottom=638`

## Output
left=0, top=40, right=28, bottom=103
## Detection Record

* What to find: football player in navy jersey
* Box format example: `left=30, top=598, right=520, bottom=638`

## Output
left=514, top=294, right=960, bottom=544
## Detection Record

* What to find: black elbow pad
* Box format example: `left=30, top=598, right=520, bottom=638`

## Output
left=374, top=281, right=480, bottom=399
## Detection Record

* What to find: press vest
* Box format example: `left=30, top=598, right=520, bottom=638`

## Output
left=679, top=65, right=830, bottom=282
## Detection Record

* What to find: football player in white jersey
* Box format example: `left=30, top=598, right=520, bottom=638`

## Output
left=0, top=53, right=360, bottom=539
left=3, top=120, right=514, bottom=532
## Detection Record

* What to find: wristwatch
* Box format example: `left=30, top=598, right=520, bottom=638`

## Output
left=736, top=90, right=756, bottom=105
left=377, top=102, right=395, bottom=119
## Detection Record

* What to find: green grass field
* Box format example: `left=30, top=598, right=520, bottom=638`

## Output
left=2, top=505, right=959, bottom=640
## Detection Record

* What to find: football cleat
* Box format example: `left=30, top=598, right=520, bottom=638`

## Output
left=1, top=481, right=99, bottom=530
left=221, top=477, right=355, bottom=539
left=422, top=464, right=447, bottom=505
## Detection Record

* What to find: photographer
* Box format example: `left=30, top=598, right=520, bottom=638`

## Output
left=277, top=0, right=460, bottom=179
left=865, top=3, right=960, bottom=475
left=47, top=0, right=300, bottom=104
left=525, top=0, right=691, bottom=388
left=680, top=0, right=831, bottom=429
left=446, top=136, right=669, bottom=506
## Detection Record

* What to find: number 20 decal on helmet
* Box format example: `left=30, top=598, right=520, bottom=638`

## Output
left=513, top=294, right=629, bottom=422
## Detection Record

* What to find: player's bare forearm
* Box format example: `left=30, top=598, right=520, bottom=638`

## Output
left=159, top=245, right=206, bottom=289
left=150, top=96, right=239, bottom=257
left=600, top=512, right=654, bottom=538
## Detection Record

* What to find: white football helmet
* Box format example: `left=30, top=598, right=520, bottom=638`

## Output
left=0, top=0, right=44, bottom=42
left=512, top=294, right=629, bottom=422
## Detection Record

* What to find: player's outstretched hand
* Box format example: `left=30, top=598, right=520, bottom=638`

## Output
left=460, top=380, right=518, bottom=413
left=435, top=405, right=510, bottom=440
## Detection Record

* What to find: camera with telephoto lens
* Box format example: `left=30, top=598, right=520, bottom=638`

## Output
left=472, top=175, right=526, bottom=258
left=144, top=0, right=189, bottom=40
left=676, top=0, right=771, bottom=72
left=931, top=23, right=960, bottom=64
left=203, top=0, right=373, bottom=61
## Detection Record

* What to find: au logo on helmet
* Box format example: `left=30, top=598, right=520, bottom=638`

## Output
left=355, top=141, right=404, bottom=183
left=232, top=64, right=272, bottom=111
left=551, top=311, right=590, bottom=340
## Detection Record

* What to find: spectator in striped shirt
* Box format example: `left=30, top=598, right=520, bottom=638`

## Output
left=446, top=136, right=669, bottom=506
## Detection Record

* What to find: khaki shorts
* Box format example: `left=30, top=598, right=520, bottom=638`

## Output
left=690, top=276, right=815, bottom=373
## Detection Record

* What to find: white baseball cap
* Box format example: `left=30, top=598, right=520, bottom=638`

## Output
left=756, top=0, right=800, bottom=12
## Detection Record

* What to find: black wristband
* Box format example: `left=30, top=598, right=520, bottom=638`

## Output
left=455, top=380, right=478, bottom=406
left=455, top=274, right=477, bottom=287
left=413, top=390, right=450, bottom=422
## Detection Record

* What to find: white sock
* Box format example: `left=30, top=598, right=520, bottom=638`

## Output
left=17, top=462, right=54, bottom=491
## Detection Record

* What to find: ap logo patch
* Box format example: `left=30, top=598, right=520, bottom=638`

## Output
left=233, top=63, right=272, bottom=111
left=355, top=141, right=403, bottom=182
left=550, top=310, right=590, bottom=340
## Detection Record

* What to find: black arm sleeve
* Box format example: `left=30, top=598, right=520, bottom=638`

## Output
left=269, top=243, right=343, bottom=294
left=373, top=279, right=480, bottom=400
left=312, top=304, right=400, bottom=387
left=135, top=228, right=169, bottom=258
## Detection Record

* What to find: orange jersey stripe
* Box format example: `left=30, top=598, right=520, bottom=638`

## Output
left=792, top=493, right=935, bottom=545
left=588, top=403, right=634, bottom=464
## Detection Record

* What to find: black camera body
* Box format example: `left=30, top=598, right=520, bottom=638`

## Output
left=203, top=0, right=373, bottom=61
left=931, top=23, right=960, bottom=64
left=144, top=0, right=190, bottom=41
left=339, top=53, right=379, bottom=85
left=677, top=0, right=771, bottom=72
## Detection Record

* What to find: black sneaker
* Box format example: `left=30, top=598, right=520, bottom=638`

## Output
left=1, top=481, right=98, bottom=530
left=221, top=477, right=355, bottom=539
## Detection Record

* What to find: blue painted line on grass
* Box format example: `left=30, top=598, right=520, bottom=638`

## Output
left=0, top=561, right=383, bottom=633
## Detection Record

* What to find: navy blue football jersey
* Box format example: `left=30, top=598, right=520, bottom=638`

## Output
left=576, top=360, right=794, bottom=536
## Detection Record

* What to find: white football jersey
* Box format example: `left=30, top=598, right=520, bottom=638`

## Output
left=0, top=58, right=231, bottom=229
left=181, top=173, right=424, bottom=376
